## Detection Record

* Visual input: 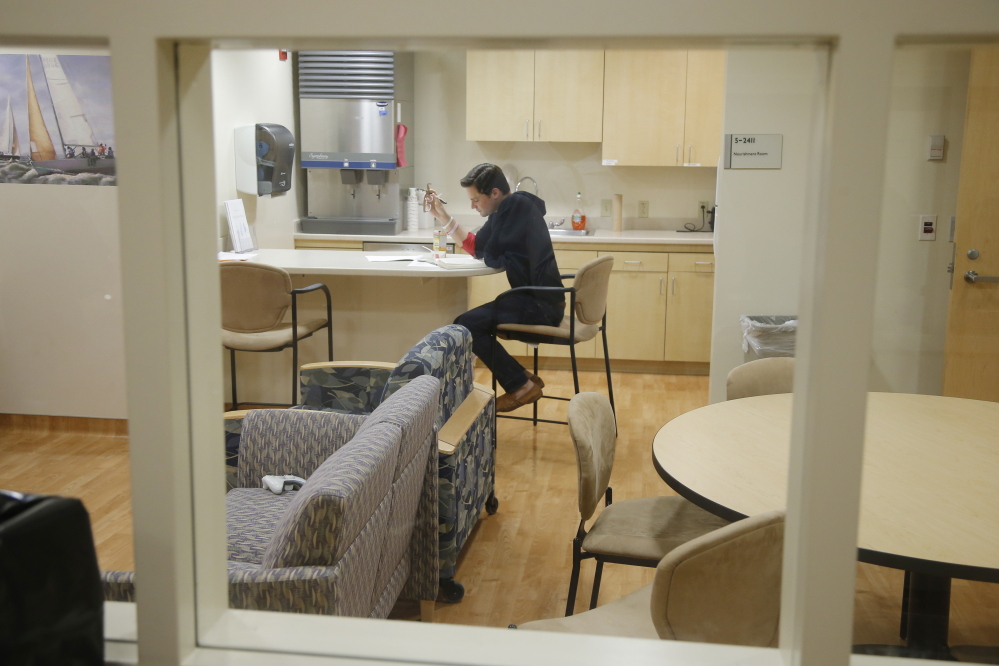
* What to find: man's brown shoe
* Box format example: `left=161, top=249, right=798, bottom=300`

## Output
left=496, top=382, right=543, bottom=413
left=524, top=370, right=545, bottom=389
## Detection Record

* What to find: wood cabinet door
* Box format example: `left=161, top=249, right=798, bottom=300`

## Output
left=602, top=50, right=687, bottom=166
left=683, top=50, right=726, bottom=168
left=664, top=271, right=714, bottom=362
left=605, top=271, right=667, bottom=361
left=534, top=50, right=605, bottom=142
left=466, top=51, right=536, bottom=141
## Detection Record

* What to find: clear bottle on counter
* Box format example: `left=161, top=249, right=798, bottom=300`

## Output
left=432, top=226, right=447, bottom=259
left=572, top=192, right=587, bottom=230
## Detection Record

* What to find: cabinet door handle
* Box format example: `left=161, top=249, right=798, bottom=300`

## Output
left=659, top=277, right=663, bottom=295
left=688, top=145, right=693, bottom=163
left=624, top=260, right=643, bottom=264
left=672, top=276, right=676, bottom=294
left=694, top=261, right=713, bottom=265
left=526, top=120, right=530, bottom=140
left=538, top=120, right=542, bottom=139
left=675, top=144, right=680, bottom=164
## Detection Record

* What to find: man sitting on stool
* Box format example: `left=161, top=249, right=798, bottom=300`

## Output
left=426, top=163, right=564, bottom=412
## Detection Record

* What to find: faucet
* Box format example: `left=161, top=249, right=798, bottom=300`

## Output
left=515, top=176, right=538, bottom=195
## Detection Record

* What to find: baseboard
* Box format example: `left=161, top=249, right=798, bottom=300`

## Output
left=477, top=357, right=710, bottom=376
left=0, top=413, right=128, bottom=436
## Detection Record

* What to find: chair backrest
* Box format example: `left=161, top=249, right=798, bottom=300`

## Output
left=379, top=324, right=475, bottom=430
left=650, top=510, right=785, bottom=647
left=567, top=392, right=617, bottom=522
left=726, top=357, right=795, bottom=400
left=572, top=255, right=614, bottom=326
left=220, top=261, right=293, bottom=333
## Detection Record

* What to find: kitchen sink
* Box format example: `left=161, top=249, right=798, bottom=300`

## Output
left=548, top=228, right=592, bottom=236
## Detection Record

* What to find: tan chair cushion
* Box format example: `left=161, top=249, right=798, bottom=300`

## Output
left=220, top=262, right=294, bottom=333
left=221, top=318, right=327, bottom=351
left=497, top=316, right=599, bottom=344
left=650, top=510, right=785, bottom=647
left=567, top=393, right=616, bottom=521
left=518, top=584, right=658, bottom=638
left=726, top=357, right=795, bottom=400
left=582, top=496, right=730, bottom=561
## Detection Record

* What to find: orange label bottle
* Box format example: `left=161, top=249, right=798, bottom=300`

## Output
left=571, top=192, right=586, bottom=230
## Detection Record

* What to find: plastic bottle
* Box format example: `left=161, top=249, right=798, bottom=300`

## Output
left=433, top=225, right=447, bottom=259
left=571, top=192, right=586, bottom=230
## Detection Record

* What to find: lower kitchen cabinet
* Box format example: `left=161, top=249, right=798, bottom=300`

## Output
left=664, top=270, right=714, bottom=362
left=605, top=271, right=667, bottom=361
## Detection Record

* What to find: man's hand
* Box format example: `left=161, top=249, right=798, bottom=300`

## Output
left=424, top=187, right=449, bottom=222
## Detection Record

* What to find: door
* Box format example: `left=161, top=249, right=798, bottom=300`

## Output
left=533, top=50, right=605, bottom=142
left=942, top=46, right=999, bottom=401
left=466, top=50, right=535, bottom=141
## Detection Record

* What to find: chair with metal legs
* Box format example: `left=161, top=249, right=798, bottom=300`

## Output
left=492, top=255, right=615, bottom=426
left=220, top=261, right=333, bottom=409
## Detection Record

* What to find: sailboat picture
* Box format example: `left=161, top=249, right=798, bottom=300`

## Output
left=0, top=54, right=115, bottom=185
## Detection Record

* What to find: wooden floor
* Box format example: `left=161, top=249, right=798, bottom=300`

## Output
left=1, top=369, right=998, bottom=650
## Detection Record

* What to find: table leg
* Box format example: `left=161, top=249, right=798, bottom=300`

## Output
left=904, top=572, right=953, bottom=659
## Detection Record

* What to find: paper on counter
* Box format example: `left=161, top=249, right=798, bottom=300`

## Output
left=218, top=251, right=257, bottom=261
left=365, top=254, right=425, bottom=262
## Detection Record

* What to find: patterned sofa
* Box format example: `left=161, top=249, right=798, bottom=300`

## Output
left=224, top=324, right=496, bottom=603
left=104, top=375, right=441, bottom=619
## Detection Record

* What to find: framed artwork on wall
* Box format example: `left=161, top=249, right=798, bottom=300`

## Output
left=0, top=54, right=116, bottom=185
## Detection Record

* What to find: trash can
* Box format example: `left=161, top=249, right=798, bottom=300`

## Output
left=740, top=315, right=797, bottom=361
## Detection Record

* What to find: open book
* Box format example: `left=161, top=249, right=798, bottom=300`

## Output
left=434, top=255, right=486, bottom=269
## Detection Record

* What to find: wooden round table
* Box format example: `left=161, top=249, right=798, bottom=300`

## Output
left=652, top=392, right=999, bottom=653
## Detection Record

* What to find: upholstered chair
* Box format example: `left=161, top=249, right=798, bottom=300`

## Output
left=494, top=254, right=615, bottom=426
left=519, top=510, right=785, bottom=647
left=220, top=261, right=333, bottom=408
left=105, top=375, right=441, bottom=619
left=225, top=324, right=495, bottom=604
left=726, top=357, right=795, bottom=400
left=563, top=392, right=729, bottom=615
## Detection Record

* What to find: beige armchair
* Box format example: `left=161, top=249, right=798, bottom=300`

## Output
left=726, top=357, right=795, bottom=400
left=562, top=392, right=729, bottom=615
left=520, top=510, right=786, bottom=647
left=220, top=261, right=333, bottom=408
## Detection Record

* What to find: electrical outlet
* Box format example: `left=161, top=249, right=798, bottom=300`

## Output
left=638, top=200, right=650, bottom=218
left=699, top=200, right=711, bottom=216
left=600, top=199, right=612, bottom=217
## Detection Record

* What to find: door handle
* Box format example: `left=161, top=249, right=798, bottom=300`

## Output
left=671, top=276, right=676, bottom=295
left=659, top=277, right=663, bottom=295
left=538, top=120, right=542, bottom=139
left=526, top=120, right=530, bottom=140
left=964, top=270, right=999, bottom=284
left=676, top=144, right=680, bottom=165
left=688, top=145, right=693, bottom=163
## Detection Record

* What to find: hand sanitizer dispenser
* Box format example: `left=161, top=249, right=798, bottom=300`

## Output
left=235, top=123, right=295, bottom=196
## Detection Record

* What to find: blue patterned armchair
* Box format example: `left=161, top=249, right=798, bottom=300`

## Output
left=297, top=324, right=496, bottom=603
left=105, top=375, right=442, bottom=619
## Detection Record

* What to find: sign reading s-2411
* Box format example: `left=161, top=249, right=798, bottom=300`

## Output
left=724, top=134, right=783, bottom=169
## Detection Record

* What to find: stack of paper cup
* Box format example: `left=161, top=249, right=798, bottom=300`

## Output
left=406, top=188, right=420, bottom=231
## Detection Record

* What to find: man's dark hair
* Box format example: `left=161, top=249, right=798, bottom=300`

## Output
left=460, top=163, right=511, bottom=195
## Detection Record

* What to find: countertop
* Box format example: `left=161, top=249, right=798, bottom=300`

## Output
left=292, top=227, right=714, bottom=247
left=243, top=249, right=501, bottom=277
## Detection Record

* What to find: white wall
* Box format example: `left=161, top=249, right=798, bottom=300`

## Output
left=414, top=51, right=718, bottom=230
left=709, top=46, right=971, bottom=403
left=0, top=46, right=127, bottom=419
left=708, top=47, right=825, bottom=403
left=211, top=49, right=302, bottom=250
left=870, top=48, right=969, bottom=394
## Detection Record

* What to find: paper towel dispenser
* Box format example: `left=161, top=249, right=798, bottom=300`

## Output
left=235, top=123, right=295, bottom=196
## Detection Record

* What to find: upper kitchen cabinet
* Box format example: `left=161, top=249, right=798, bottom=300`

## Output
left=602, top=50, right=725, bottom=167
left=466, top=50, right=604, bottom=142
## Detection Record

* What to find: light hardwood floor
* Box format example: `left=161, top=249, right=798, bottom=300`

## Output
left=1, top=370, right=997, bottom=649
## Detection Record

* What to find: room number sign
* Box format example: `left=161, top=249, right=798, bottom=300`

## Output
left=723, top=134, right=783, bottom=169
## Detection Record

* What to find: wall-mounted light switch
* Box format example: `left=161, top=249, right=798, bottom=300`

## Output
left=928, top=135, right=945, bottom=161
left=919, top=214, right=937, bottom=241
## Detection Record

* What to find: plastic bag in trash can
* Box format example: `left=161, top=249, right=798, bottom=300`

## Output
left=740, top=315, right=797, bottom=357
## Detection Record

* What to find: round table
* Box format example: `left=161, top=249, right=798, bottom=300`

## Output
left=652, top=392, right=999, bottom=652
